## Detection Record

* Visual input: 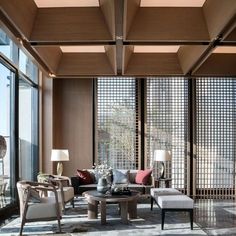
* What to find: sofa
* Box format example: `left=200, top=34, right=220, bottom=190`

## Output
left=71, top=169, right=154, bottom=195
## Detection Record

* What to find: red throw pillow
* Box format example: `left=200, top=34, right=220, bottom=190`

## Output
left=76, top=170, right=93, bottom=184
left=135, top=169, right=152, bottom=185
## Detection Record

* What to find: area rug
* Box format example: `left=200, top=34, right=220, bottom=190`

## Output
left=0, top=197, right=206, bottom=235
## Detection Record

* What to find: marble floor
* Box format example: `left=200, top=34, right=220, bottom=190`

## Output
left=1, top=198, right=236, bottom=235
left=194, top=199, right=236, bottom=235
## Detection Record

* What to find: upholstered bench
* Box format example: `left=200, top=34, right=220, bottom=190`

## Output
left=158, top=195, right=194, bottom=230
left=150, top=188, right=183, bottom=210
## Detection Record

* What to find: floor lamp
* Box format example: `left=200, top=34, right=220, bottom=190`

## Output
left=51, top=149, right=69, bottom=176
left=154, top=150, right=171, bottom=179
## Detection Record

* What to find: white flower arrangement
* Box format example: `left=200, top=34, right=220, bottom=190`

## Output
left=93, top=162, right=112, bottom=178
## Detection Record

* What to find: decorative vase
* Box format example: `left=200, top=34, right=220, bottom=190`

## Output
left=97, top=177, right=109, bottom=194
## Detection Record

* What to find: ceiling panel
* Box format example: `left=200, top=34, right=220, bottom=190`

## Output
left=34, top=0, right=99, bottom=8
left=140, top=0, right=206, bottom=7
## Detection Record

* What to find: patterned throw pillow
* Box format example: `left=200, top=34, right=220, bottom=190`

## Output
left=76, top=170, right=94, bottom=184
left=113, top=169, right=130, bottom=184
left=135, top=169, right=152, bottom=185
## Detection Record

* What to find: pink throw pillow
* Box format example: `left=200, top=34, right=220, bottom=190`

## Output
left=76, top=170, right=93, bottom=184
left=135, top=169, right=152, bottom=185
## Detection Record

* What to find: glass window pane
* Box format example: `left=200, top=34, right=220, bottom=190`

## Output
left=19, top=78, right=38, bottom=180
left=0, top=62, right=16, bottom=208
left=0, top=28, right=18, bottom=64
left=19, top=50, right=38, bottom=84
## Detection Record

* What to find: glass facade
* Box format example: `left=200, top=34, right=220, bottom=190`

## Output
left=0, top=27, right=39, bottom=211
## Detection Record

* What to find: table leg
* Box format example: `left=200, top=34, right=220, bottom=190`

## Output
left=100, top=201, right=106, bottom=225
left=128, top=200, right=137, bottom=219
left=88, top=198, right=98, bottom=219
left=120, top=202, right=128, bottom=224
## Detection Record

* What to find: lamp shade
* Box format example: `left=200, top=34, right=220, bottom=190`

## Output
left=154, top=150, right=171, bottom=162
left=51, top=149, right=69, bottom=161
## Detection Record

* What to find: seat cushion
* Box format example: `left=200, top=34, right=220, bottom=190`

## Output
left=135, top=169, right=152, bottom=185
left=158, top=195, right=194, bottom=209
left=26, top=197, right=61, bottom=219
left=61, top=186, right=74, bottom=202
left=151, top=188, right=182, bottom=198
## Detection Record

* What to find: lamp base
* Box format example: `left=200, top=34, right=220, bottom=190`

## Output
left=57, top=162, right=63, bottom=176
left=159, top=161, right=165, bottom=179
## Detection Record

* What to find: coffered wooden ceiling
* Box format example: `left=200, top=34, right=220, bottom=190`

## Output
left=0, top=0, right=236, bottom=77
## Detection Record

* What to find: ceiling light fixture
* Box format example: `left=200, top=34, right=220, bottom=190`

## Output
left=49, top=73, right=56, bottom=78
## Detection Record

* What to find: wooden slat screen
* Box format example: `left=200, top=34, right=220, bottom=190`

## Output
left=146, top=78, right=189, bottom=193
left=96, top=78, right=139, bottom=169
left=196, top=78, right=236, bottom=199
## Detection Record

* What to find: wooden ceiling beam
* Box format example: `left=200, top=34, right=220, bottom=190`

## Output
left=124, top=53, right=183, bottom=76
left=99, top=0, right=116, bottom=40
left=0, top=0, right=37, bottom=39
left=203, top=0, right=236, bottom=40
left=193, top=54, right=236, bottom=76
left=105, top=45, right=117, bottom=74
left=56, top=53, right=115, bottom=76
left=123, top=0, right=140, bottom=40
left=30, top=8, right=113, bottom=42
left=126, top=7, right=209, bottom=41
left=123, top=46, right=134, bottom=74
left=34, top=46, right=62, bottom=74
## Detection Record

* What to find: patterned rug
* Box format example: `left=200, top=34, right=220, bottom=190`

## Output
left=0, top=197, right=206, bottom=235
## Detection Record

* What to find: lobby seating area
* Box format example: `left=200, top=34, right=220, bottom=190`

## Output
left=0, top=0, right=236, bottom=235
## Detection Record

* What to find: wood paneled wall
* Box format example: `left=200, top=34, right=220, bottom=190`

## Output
left=41, top=73, right=53, bottom=174
left=53, top=79, right=93, bottom=176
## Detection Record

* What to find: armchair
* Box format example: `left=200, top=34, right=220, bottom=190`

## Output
left=16, top=180, right=62, bottom=235
left=38, top=174, right=74, bottom=212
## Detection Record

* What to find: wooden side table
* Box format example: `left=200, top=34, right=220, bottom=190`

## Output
left=155, top=178, right=172, bottom=188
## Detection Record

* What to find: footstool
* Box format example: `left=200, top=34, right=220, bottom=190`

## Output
left=150, top=188, right=183, bottom=210
left=157, top=195, right=194, bottom=230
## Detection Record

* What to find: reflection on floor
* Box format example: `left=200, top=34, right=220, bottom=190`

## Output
left=195, top=199, right=236, bottom=235
left=1, top=198, right=236, bottom=235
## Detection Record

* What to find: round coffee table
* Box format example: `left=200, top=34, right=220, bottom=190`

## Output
left=83, top=190, right=140, bottom=225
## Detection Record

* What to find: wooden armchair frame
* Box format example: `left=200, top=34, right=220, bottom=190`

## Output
left=17, top=180, right=62, bottom=235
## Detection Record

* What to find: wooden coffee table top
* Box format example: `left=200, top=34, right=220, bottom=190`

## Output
left=83, top=190, right=140, bottom=203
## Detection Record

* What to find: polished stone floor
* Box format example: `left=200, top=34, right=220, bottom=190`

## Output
left=194, top=199, right=236, bottom=235
left=1, top=198, right=236, bottom=235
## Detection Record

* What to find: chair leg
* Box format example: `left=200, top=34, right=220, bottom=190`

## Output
left=57, top=218, right=62, bottom=233
left=190, top=209, right=193, bottom=230
left=151, top=197, right=153, bottom=211
left=71, top=198, right=74, bottom=208
left=161, top=210, right=165, bottom=230
left=19, top=218, right=25, bottom=236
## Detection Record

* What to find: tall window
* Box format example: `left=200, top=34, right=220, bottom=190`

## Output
left=19, top=78, right=38, bottom=180
left=0, top=62, right=16, bottom=208
left=196, top=79, right=236, bottom=199
left=146, top=78, right=189, bottom=193
left=97, top=78, right=139, bottom=169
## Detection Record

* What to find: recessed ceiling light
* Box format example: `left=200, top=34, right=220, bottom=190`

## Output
left=34, top=0, right=99, bottom=8
left=60, top=46, right=105, bottom=53
left=140, top=0, right=206, bottom=7
left=213, top=47, right=236, bottom=54
left=133, top=46, right=180, bottom=53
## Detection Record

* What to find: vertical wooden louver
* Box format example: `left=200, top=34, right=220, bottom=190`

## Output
left=96, top=78, right=139, bottom=169
left=146, top=78, right=189, bottom=194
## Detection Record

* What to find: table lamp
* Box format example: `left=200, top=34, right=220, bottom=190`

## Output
left=51, top=149, right=69, bottom=176
left=154, top=150, right=171, bottom=179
